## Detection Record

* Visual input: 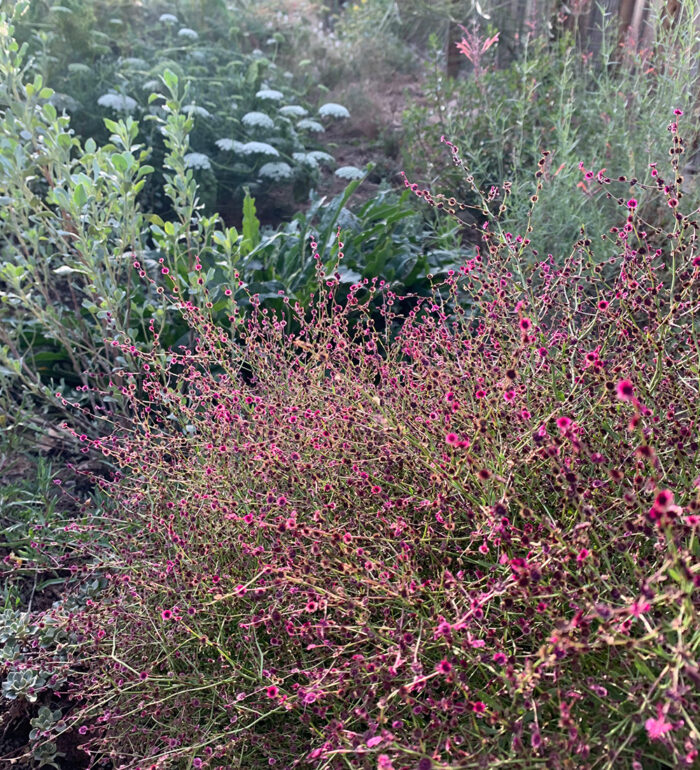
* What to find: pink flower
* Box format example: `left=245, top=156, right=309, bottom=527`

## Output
left=654, top=489, right=674, bottom=512
left=616, top=379, right=635, bottom=401
left=266, top=685, right=279, bottom=698
left=445, top=432, right=460, bottom=447
left=628, top=600, right=650, bottom=618
left=645, top=705, right=674, bottom=740
left=436, top=659, right=452, bottom=675
left=556, top=416, right=572, bottom=433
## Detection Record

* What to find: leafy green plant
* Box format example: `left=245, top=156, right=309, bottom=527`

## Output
left=0, top=7, right=468, bottom=426
left=402, top=7, right=700, bottom=261
left=12, top=0, right=352, bottom=216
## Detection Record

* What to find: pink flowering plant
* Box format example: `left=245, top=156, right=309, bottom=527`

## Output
left=20, top=114, right=700, bottom=770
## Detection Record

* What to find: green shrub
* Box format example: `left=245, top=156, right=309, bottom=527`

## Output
left=402, top=7, right=700, bottom=261
left=12, top=0, right=353, bottom=216
left=0, top=8, right=464, bottom=425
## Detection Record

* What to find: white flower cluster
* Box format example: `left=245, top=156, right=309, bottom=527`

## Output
left=215, top=139, right=280, bottom=156
left=215, top=138, right=244, bottom=152
left=318, top=102, right=350, bottom=119
left=278, top=105, right=308, bottom=118
left=183, top=152, right=211, bottom=170
left=183, top=104, right=211, bottom=118
left=296, top=119, right=324, bottom=133
left=241, top=112, right=275, bottom=130
left=97, top=93, right=137, bottom=112
left=292, top=152, right=318, bottom=169
left=158, top=13, right=178, bottom=24
left=335, top=166, right=365, bottom=180
left=178, top=27, right=199, bottom=40
left=256, top=89, right=284, bottom=101
left=258, top=162, right=292, bottom=180
left=307, top=151, right=335, bottom=165
left=241, top=141, right=279, bottom=156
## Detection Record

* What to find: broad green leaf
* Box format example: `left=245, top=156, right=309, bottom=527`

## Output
left=240, top=190, right=260, bottom=257
left=72, top=183, right=87, bottom=208
left=162, top=68, right=178, bottom=95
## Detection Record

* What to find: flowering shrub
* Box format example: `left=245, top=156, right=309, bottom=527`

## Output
left=24, top=113, right=700, bottom=770
left=10, top=0, right=350, bottom=216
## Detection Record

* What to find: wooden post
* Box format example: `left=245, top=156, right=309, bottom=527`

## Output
left=446, top=0, right=462, bottom=78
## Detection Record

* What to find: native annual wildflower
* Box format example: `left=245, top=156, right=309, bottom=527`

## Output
left=616, top=379, right=635, bottom=401
left=645, top=706, right=674, bottom=741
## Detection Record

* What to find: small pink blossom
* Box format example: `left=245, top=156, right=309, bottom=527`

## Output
left=616, top=379, right=635, bottom=401
left=445, top=432, right=460, bottom=447
left=557, top=416, right=572, bottom=433
left=436, top=658, right=452, bottom=675
left=645, top=705, right=674, bottom=740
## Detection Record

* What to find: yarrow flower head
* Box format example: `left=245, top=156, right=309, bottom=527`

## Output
left=335, top=165, right=365, bottom=180
left=177, top=27, right=199, bottom=40
left=97, top=92, right=137, bottom=112
left=279, top=104, right=308, bottom=117
left=318, top=102, right=351, bottom=119
left=241, top=111, right=275, bottom=130
left=183, top=152, right=211, bottom=171
left=258, top=162, right=293, bottom=181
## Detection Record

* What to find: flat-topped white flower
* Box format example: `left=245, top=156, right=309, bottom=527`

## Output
left=279, top=105, right=308, bottom=118
left=296, top=119, right=324, bottom=133
left=242, top=141, right=279, bottom=156
left=215, top=138, right=246, bottom=152
left=97, top=93, right=137, bottom=112
left=292, top=152, right=318, bottom=168
left=307, top=150, right=335, bottom=165
left=258, top=162, right=293, bottom=180
left=158, top=13, right=178, bottom=24
left=256, top=89, right=284, bottom=101
left=177, top=27, right=198, bottom=40
left=335, top=165, right=365, bottom=180
left=318, top=102, right=350, bottom=119
left=183, top=152, right=211, bottom=170
left=241, top=111, right=275, bottom=130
